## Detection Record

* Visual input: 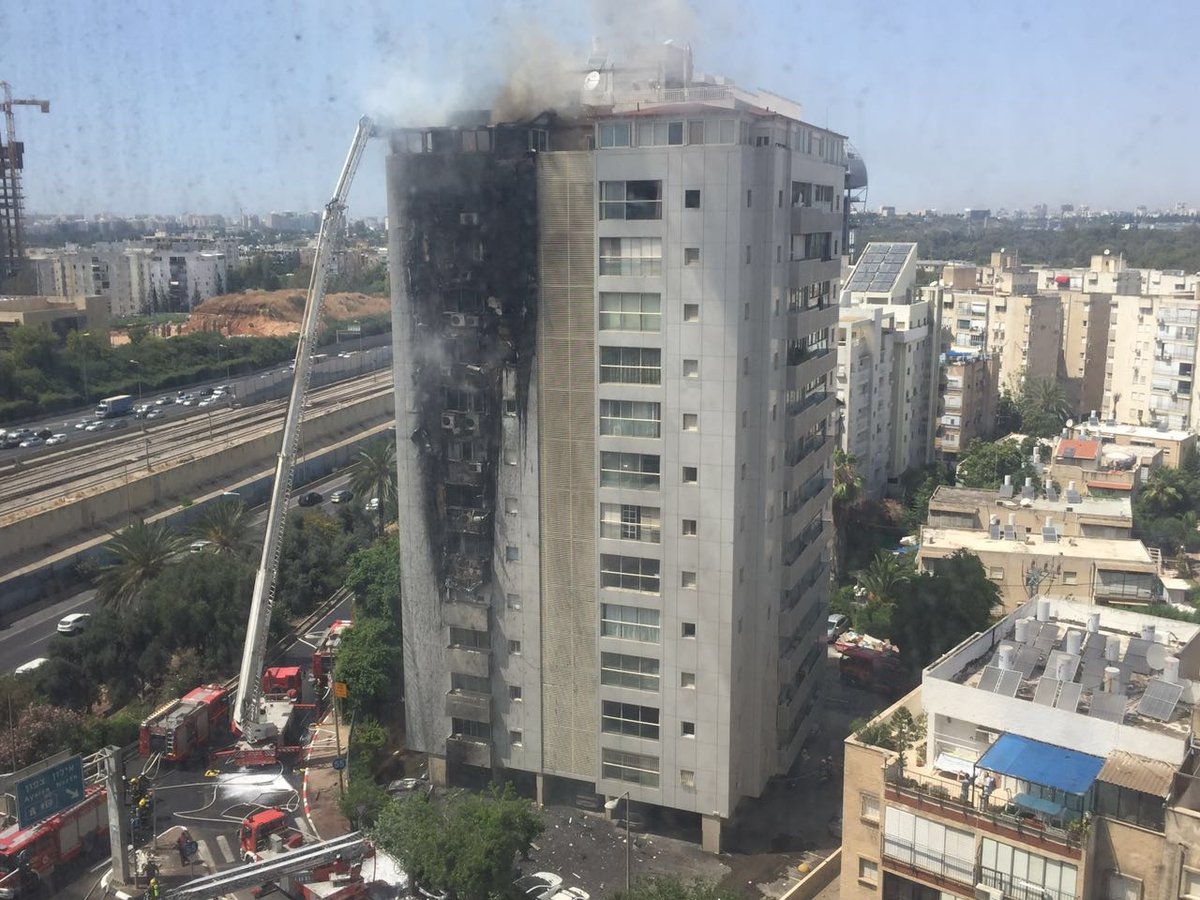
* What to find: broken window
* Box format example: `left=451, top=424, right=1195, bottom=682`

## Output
left=599, top=181, right=663, bottom=220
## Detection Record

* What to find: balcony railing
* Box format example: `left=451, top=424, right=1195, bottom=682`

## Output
left=977, top=866, right=1078, bottom=900
left=785, top=431, right=829, bottom=467
left=599, top=520, right=661, bottom=544
left=787, top=390, right=832, bottom=418
left=881, top=835, right=976, bottom=889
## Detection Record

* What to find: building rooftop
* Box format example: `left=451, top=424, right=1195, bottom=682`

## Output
left=1073, top=421, right=1195, bottom=444
left=1055, top=438, right=1100, bottom=461
left=919, top=526, right=1155, bottom=565
left=844, top=242, right=917, bottom=295
left=928, top=485, right=1132, bottom=521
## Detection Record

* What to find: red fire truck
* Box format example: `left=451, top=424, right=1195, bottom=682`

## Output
left=239, top=808, right=306, bottom=863
left=0, top=785, right=107, bottom=898
left=139, top=683, right=230, bottom=763
left=838, top=645, right=910, bottom=698
left=311, top=620, right=352, bottom=685
left=241, top=809, right=371, bottom=899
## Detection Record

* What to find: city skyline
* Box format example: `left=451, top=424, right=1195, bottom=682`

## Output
left=3, top=0, right=1199, bottom=218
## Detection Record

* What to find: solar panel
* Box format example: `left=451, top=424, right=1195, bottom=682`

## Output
left=1055, top=682, right=1082, bottom=712
left=1034, top=626, right=1059, bottom=651
left=1044, top=650, right=1081, bottom=682
left=977, top=665, right=1003, bottom=693
left=1013, top=646, right=1042, bottom=678
left=1124, top=638, right=1152, bottom=676
left=1137, top=678, right=1184, bottom=721
left=1089, top=692, right=1127, bottom=723
left=997, top=669, right=1023, bottom=697
left=845, top=243, right=915, bottom=294
left=1082, top=633, right=1106, bottom=658
left=1081, top=657, right=1108, bottom=690
left=1032, top=677, right=1060, bottom=706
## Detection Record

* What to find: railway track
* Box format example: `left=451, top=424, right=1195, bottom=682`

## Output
left=0, top=371, right=392, bottom=521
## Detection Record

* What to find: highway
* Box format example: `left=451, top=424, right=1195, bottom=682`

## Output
left=0, top=468, right=355, bottom=675
left=0, top=369, right=390, bottom=524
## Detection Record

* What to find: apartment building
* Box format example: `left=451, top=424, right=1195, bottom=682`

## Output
left=1065, top=420, right=1196, bottom=470
left=840, top=598, right=1200, bottom=900
left=916, top=524, right=1161, bottom=611
left=836, top=242, right=937, bottom=496
left=386, top=46, right=844, bottom=850
left=935, top=350, right=996, bottom=458
left=0, top=293, right=110, bottom=346
left=925, top=484, right=1133, bottom=540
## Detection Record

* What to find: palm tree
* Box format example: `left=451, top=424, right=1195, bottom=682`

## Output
left=191, top=499, right=252, bottom=557
left=1140, top=472, right=1184, bottom=517
left=832, top=449, right=863, bottom=581
left=95, top=520, right=184, bottom=611
left=349, top=437, right=397, bottom=533
left=1019, top=377, right=1072, bottom=438
left=856, top=550, right=913, bottom=607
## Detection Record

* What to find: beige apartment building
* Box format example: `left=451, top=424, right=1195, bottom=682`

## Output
left=935, top=350, right=995, bottom=458
left=1065, top=420, right=1196, bottom=469
left=916, top=525, right=1161, bottom=611
left=839, top=597, right=1200, bottom=900
left=925, top=484, right=1133, bottom=540
left=0, top=293, right=109, bottom=346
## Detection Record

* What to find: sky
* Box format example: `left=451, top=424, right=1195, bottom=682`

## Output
left=2, top=0, right=1197, bottom=218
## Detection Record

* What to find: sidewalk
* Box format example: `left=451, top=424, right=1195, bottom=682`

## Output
left=302, top=709, right=352, bottom=838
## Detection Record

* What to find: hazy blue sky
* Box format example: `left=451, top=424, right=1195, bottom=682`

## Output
left=2, top=0, right=1196, bottom=217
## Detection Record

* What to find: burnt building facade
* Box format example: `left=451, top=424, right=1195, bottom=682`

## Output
left=387, top=50, right=848, bottom=850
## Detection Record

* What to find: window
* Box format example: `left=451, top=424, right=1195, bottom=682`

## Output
left=746, top=189, right=752, bottom=207
left=680, top=769, right=695, bottom=788
left=504, top=497, right=518, bottom=515
left=600, top=180, right=663, bottom=220
left=599, top=237, right=663, bottom=276
left=600, top=451, right=660, bottom=490
left=857, top=858, right=878, bottom=886
left=680, top=671, right=696, bottom=688
left=684, top=189, right=701, bottom=209
left=681, top=622, right=696, bottom=638
left=506, top=545, right=520, bottom=562
left=504, top=449, right=517, bottom=466
left=977, top=837, right=1078, bottom=900
left=601, top=554, right=661, bottom=593
left=682, top=413, right=698, bottom=432
left=504, top=398, right=518, bottom=415
left=601, top=603, right=661, bottom=643
left=452, top=673, right=489, bottom=693
left=600, top=399, right=661, bottom=438
left=506, top=593, right=522, bottom=610
left=636, top=120, right=683, bottom=146
left=600, top=346, right=661, bottom=384
left=600, top=503, right=661, bottom=543
left=1063, top=570, right=1078, bottom=585
left=601, top=748, right=659, bottom=787
left=745, top=244, right=751, bottom=264
left=860, top=792, right=880, bottom=823
left=681, top=519, right=697, bottom=536
left=682, top=359, right=699, bottom=378
left=599, top=123, right=631, bottom=148
left=681, top=466, right=698, bottom=484
left=599, top=292, right=662, bottom=332
left=1107, top=873, right=1141, bottom=900
left=1182, top=867, right=1200, bottom=900
left=449, top=627, right=489, bottom=649
left=600, top=652, right=661, bottom=691
left=509, top=729, right=524, bottom=747
left=683, top=302, right=699, bottom=322
left=683, top=247, right=700, bottom=266
left=681, top=571, right=696, bottom=589
left=509, top=686, right=523, bottom=701
left=452, top=718, right=491, bottom=740
left=790, top=231, right=832, bottom=261
left=602, top=700, right=660, bottom=739
left=508, top=639, right=522, bottom=655
left=681, top=721, right=695, bottom=737
left=989, top=566, right=1004, bottom=581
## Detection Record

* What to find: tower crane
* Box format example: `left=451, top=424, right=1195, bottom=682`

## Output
left=232, top=116, right=375, bottom=749
left=0, top=81, right=49, bottom=280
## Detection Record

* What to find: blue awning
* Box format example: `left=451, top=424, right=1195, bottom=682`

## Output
left=977, top=734, right=1104, bottom=796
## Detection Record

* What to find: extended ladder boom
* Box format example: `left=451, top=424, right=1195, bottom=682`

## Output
left=234, top=116, right=375, bottom=740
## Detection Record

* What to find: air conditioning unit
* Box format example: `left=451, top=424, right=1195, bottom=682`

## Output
left=441, top=413, right=458, bottom=431
left=464, top=315, right=480, bottom=327
left=974, top=886, right=1004, bottom=900
left=448, top=313, right=467, bottom=327
left=462, top=416, right=479, bottom=432
left=468, top=462, right=483, bottom=473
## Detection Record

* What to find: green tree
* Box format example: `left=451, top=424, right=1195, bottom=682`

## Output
left=1018, top=377, right=1072, bottom=438
left=832, top=449, right=863, bottom=581
left=344, top=537, right=401, bottom=627
left=609, top=877, right=723, bottom=900
left=191, top=499, right=253, bottom=557
left=891, top=550, right=1001, bottom=669
left=94, top=520, right=184, bottom=611
left=856, top=551, right=913, bottom=607
left=334, top=617, right=401, bottom=720
left=349, top=438, right=398, bottom=533
left=954, top=439, right=1035, bottom=490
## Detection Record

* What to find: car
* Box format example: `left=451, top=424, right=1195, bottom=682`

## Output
left=35, top=428, right=54, bottom=439
left=330, top=489, right=353, bottom=504
left=298, top=491, right=323, bottom=507
left=826, top=613, right=849, bottom=643
left=108, top=420, right=129, bottom=431
left=199, top=387, right=213, bottom=396
left=155, top=396, right=175, bottom=406
left=514, top=873, right=563, bottom=900
left=548, top=890, right=590, bottom=900
left=215, top=384, right=230, bottom=394
left=84, top=421, right=106, bottom=432
left=181, top=397, right=196, bottom=406
left=145, top=409, right=164, bottom=420
left=18, top=436, right=45, bottom=448
left=198, top=397, right=216, bottom=407
left=57, top=613, right=91, bottom=634
left=386, top=777, right=425, bottom=796
left=14, top=658, right=48, bottom=676
left=45, top=434, right=68, bottom=446
left=415, top=885, right=451, bottom=900
left=189, top=540, right=213, bottom=554
left=74, top=419, right=92, bottom=429
left=365, top=497, right=380, bottom=512
left=220, top=491, right=241, bottom=499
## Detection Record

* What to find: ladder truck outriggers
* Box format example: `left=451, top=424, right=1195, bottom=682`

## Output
left=225, top=116, right=375, bottom=767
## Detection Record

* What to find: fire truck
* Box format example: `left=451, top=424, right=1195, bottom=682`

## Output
left=239, top=808, right=305, bottom=863
left=238, top=810, right=371, bottom=899
left=311, top=620, right=352, bottom=686
left=838, top=645, right=910, bottom=698
left=139, top=684, right=230, bottom=763
left=0, top=785, right=107, bottom=898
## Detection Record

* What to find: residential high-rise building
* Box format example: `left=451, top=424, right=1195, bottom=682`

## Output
left=386, top=46, right=846, bottom=850
left=935, top=350, right=996, bottom=458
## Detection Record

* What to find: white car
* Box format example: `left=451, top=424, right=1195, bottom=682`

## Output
left=548, top=890, right=590, bottom=900
left=85, top=421, right=106, bottom=432
left=514, top=874, right=563, bottom=900
left=18, top=436, right=44, bottom=448
left=145, top=410, right=164, bottom=420
left=14, top=658, right=48, bottom=676
left=45, top=434, right=68, bottom=446
left=198, top=397, right=216, bottom=407
left=155, top=396, right=175, bottom=406
left=74, top=419, right=91, bottom=430
left=57, top=612, right=91, bottom=634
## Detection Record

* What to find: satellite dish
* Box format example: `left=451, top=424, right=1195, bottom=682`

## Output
left=1146, top=643, right=1167, bottom=670
left=1065, top=419, right=1074, bottom=429
left=583, top=70, right=601, bottom=91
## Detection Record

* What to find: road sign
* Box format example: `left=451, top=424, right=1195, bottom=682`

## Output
left=16, top=755, right=84, bottom=827
left=333, top=681, right=348, bottom=699
left=332, top=757, right=347, bottom=771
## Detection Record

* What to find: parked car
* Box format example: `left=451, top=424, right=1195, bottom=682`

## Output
left=57, top=613, right=91, bottom=634
left=826, top=613, right=849, bottom=643
left=330, top=489, right=353, bottom=504
left=386, top=777, right=425, bottom=796
left=14, top=658, right=48, bottom=676
left=515, top=874, right=563, bottom=900
left=45, top=434, right=68, bottom=446
left=298, top=491, right=323, bottom=507
left=18, top=436, right=44, bottom=448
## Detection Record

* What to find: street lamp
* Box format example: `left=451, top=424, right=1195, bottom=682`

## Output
left=218, top=342, right=231, bottom=382
left=604, top=791, right=632, bottom=892
left=78, top=330, right=92, bottom=404
left=128, top=358, right=143, bottom=401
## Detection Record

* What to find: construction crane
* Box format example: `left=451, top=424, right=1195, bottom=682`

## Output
left=232, top=116, right=375, bottom=748
left=0, top=81, right=50, bottom=282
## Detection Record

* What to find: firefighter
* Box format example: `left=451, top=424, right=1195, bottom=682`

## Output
left=148, top=876, right=162, bottom=899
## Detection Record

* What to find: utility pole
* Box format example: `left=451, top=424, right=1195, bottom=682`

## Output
left=103, top=745, right=132, bottom=885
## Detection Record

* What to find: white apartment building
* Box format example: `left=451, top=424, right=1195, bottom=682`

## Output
left=387, top=45, right=845, bottom=851
left=836, top=242, right=936, bottom=496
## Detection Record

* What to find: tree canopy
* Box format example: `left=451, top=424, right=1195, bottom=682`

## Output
left=609, top=877, right=724, bottom=900
left=954, top=439, right=1036, bottom=490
